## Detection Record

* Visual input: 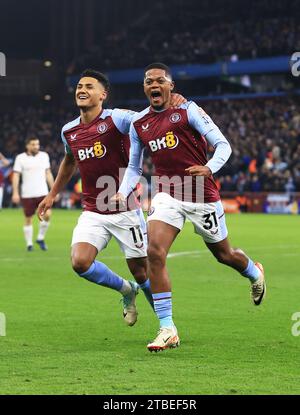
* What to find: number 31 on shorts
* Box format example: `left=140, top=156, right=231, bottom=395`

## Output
left=202, top=212, right=218, bottom=230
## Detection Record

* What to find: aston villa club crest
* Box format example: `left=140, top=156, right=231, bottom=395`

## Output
left=97, top=122, right=108, bottom=134
left=169, top=113, right=181, bottom=123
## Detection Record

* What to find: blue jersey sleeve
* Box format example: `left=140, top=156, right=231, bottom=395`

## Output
left=61, top=128, right=72, bottom=155
left=112, top=109, right=136, bottom=135
left=186, top=101, right=219, bottom=137
left=186, top=101, right=232, bottom=174
left=118, top=123, right=145, bottom=197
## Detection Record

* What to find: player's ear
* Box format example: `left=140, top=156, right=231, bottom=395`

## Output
left=101, top=90, right=108, bottom=102
left=170, top=81, right=175, bottom=92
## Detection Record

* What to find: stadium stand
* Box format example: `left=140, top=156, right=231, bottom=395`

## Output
left=66, top=0, right=300, bottom=72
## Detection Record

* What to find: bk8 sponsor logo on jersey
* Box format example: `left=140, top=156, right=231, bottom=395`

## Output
left=78, top=141, right=107, bottom=161
left=148, top=131, right=179, bottom=152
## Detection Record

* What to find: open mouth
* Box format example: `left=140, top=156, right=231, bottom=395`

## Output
left=150, top=91, right=163, bottom=106
left=151, top=91, right=162, bottom=98
left=77, top=94, right=89, bottom=101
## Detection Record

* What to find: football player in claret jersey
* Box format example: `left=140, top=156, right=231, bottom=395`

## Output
left=115, top=63, right=266, bottom=351
left=37, top=69, right=186, bottom=326
left=12, top=137, right=55, bottom=251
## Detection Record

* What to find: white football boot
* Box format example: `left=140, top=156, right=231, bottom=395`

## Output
left=147, top=326, right=180, bottom=352
left=122, top=281, right=139, bottom=326
left=250, top=262, right=266, bottom=305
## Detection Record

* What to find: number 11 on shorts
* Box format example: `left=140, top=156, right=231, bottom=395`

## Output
left=129, top=226, right=144, bottom=248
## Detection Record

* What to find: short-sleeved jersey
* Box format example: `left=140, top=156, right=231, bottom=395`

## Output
left=131, top=102, right=220, bottom=203
left=13, top=151, right=50, bottom=198
left=61, top=108, right=137, bottom=214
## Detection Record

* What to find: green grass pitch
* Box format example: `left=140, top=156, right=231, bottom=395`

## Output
left=0, top=208, right=299, bottom=395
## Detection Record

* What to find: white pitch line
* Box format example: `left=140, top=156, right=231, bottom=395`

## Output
left=1, top=252, right=202, bottom=261
left=0, top=244, right=298, bottom=262
left=167, top=250, right=205, bottom=258
left=0, top=255, right=123, bottom=262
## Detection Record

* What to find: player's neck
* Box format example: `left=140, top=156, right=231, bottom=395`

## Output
left=152, top=104, right=170, bottom=112
left=80, top=106, right=103, bottom=124
left=151, top=99, right=171, bottom=112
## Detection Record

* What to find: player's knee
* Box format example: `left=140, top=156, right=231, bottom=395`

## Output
left=71, top=254, right=92, bottom=275
left=130, top=264, right=146, bottom=280
left=127, top=258, right=148, bottom=284
left=25, top=217, right=32, bottom=226
left=147, top=244, right=166, bottom=267
left=133, top=268, right=147, bottom=284
left=215, top=250, right=233, bottom=266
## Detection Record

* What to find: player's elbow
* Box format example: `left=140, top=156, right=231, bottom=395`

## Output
left=217, top=139, right=231, bottom=153
left=216, top=140, right=232, bottom=164
left=226, top=142, right=232, bottom=158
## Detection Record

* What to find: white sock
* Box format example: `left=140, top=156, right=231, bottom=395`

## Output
left=23, top=225, right=33, bottom=247
left=119, top=280, right=132, bottom=295
left=37, top=220, right=50, bottom=241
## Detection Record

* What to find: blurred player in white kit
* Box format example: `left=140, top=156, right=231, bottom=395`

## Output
left=12, top=137, right=56, bottom=251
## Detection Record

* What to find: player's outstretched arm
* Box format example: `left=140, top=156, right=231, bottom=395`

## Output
left=118, top=124, right=144, bottom=197
left=12, top=171, right=21, bottom=205
left=37, top=153, right=76, bottom=220
left=45, top=168, right=60, bottom=202
left=46, top=168, right=55, bottom=190
left=111, top=123, right=144, bottom=204
left=185, top=102, right=232, bottom=175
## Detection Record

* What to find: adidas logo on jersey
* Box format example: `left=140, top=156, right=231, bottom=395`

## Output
left=148, top=131, right=179, bottom=152
left=77, top=141, right=107, bottom=161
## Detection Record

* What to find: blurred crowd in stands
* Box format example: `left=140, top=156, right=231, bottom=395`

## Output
left=208, top=97, right=300, bottom=194
left=0, top=106, right=79, bottom=207
left=1, top=96, right=300, bottom=208
left=67, top=0, right=300, bottom=73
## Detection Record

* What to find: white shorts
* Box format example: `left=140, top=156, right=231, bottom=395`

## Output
left=147, top=192, right=228, bottom=243
left=72, top=209, right=147, bottom=259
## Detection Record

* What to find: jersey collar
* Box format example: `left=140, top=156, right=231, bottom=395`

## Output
left=79, top=108, right=111, bottom=128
